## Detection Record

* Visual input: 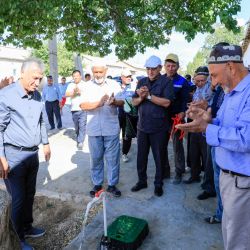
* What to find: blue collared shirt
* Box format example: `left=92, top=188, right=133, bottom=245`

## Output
left=58, top=82, right=69, bottom=97
left=206, top=73, right=250, bottom=176
left=42, top=83, right=62, bottom=102
left=0, top=81, right=49, bottom=157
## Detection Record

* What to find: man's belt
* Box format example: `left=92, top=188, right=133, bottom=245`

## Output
left=4, top=143, right=39, bottom=152
left=222, top=169, right=249, bottom=178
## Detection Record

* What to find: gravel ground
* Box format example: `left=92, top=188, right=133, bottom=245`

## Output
left=25, top=196, right=103, bottom=250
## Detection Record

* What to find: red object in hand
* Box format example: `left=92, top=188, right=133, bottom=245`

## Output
left=95, top=189, right=104, bottom=197
left=170, top=115, right=185, bottom=140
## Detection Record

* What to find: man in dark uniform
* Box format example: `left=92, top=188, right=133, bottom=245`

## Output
left=0, top=58, right=51, bottom=250
left=164, top=53, right=189, bottom=184
left=131, top=55, right=174, bottom=196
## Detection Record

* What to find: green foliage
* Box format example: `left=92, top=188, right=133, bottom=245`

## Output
left=32, top=42, right=74, bottom=77
left=0, top=0, right=242, bottom=60
left=186, top=25, right=245, bottom=75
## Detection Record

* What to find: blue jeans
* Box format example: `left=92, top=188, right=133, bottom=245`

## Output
left=72, top=111, right=87, bottom=143
left=88, top=135, right=120, bottom=186
left=211, top=147, right=223, bottom=221
left=45, top=100, right=62, bottom=129
left=4, top=146, right=39, bottom=241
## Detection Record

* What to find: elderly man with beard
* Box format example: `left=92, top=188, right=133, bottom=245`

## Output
left=176, top=44, right=250, bottom=250
left=80, top=61, right=124, bottom=198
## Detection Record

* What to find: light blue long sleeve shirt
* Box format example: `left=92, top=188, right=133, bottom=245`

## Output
left=42, top=83, right=62, bottom=102
left=206, top=73, right=250, bottom=176
left=0, top=82, right=49, bottom=157
left=58, top=82, right=69, bottom=97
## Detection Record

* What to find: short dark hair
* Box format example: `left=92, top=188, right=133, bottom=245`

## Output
left=85, top=73, right=90, bottom=78
left=47, top=75, right=53, bottom=79
left=185, top=74, right=191, bottom=81
left=212, top=42, right=230, bottom=49
left=61, top=76, right=66, bottom=80
left=72, top=70, right=81, bottom=75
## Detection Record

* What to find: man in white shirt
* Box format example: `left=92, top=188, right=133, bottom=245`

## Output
left=65, top=70, right=87, bottom=149
left=80, top=61, right=124, bottom=197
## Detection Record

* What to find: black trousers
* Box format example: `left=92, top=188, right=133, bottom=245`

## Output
left=136, top=129, right=168, bottom=187
left=45, top=100, right=62, bottom=129
left=201, top=144, right=215, bottom=194
left=4, top=146, right=39, bottom=241
left=189, top=132, right=207, bottom=179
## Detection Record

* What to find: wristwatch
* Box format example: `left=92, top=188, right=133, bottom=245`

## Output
left=147, top=94, right=152, bottom=100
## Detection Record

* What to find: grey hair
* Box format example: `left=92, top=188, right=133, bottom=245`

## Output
left=21, top=58, right=45, bottom=72
left=91, top=59, right=107, bottom=70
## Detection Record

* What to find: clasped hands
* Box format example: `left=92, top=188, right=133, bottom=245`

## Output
left=99, top=93, right=116, bottom=106
left=136, top=86, right=149, bottom=100
left=175, top=100, right=212, bottom=133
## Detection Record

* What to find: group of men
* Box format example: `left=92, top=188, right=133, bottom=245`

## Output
left=0, top=42, right=250, bottom=250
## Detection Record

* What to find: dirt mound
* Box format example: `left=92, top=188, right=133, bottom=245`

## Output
left=26, top=196, right=84, bottom=250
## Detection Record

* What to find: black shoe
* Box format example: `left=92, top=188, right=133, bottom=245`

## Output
left=204, top=215, right=221, bottom=224
left=131, top=182, right=148, bottom=192
left=89, top=185, right=102, bottom=198
left=172, top=174, right=182, bottom=184
left=49, top=127, right=55, bottom=130
left=197, top=191, right=216, bottom=200
left=154, top=186, right=163, bottom=197
left=183, top=176, right=201, bottom=184
left=107, top=185, right=121, bottom=197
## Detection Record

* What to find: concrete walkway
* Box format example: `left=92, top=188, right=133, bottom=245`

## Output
left=0, top=105, right=223, bottom=250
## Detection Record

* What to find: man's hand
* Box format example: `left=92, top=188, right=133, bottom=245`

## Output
left=188, top=100, right=208, bottom=111
left=175, top=107, right=212, bottom=133
left=0, top=157, right=9, bottom=179
left=136, top=86, right=149, bottom=100
left=177, top=112, right=185, bottom=120
left=108, top=93, right=116, bottom=105
left=43, top=144, right=51, bottom=162
left=0, top=77, right=10, bottom=90
left=99, top=94, right=109, bottom=107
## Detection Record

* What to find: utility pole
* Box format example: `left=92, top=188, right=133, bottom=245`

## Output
left=48, top=35, right=59, bottom=83
left=74, top=53, right=84, bottom=79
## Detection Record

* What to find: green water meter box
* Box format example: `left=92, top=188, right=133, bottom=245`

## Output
left=106, top=215, right=149, bottom=249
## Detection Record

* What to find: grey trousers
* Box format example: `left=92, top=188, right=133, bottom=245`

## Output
left=220, top=171, right=250, bottom=250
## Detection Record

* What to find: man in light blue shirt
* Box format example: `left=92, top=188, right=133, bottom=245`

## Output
left=42, top=75, right=62, bottom=129
left=176, top=45, right=250, bottom=250
left=0, top=58, right=51, bottom=250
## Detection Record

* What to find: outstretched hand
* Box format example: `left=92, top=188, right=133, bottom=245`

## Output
left=175, top=107, right=212, bottom=133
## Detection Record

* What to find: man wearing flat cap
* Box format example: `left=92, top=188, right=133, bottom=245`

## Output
left=176, top=44, right=250, bottom=250
left=164, top=53, right=189, bottom=184
left=131, top=55, right=174, bottom=197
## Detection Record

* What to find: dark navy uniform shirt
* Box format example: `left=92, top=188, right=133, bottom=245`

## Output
left=166, top=73, right=189, bottom=115
left=0, top=82, right=48, bottom=157
left=133, top=74, right=174, bottom=133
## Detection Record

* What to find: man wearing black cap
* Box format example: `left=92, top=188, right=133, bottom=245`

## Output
left=131, top=55, right=174, bottom=196
left=164, top=53, right=189, bottom=184
left=176, top=44, right=250, bottom=250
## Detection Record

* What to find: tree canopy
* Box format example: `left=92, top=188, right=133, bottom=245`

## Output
left=0, top=0, right=242, bottom=60
left=186, top=25, right=245, bottom=75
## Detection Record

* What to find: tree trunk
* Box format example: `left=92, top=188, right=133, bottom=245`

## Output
left=0, top=190, right=20, bottom=250
left=74, top=53, right=84, bottom=78
left=48, top=35, right=59, bottom=83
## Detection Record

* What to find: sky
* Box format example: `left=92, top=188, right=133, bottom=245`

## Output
left=111, top=0, right=250, bottom=70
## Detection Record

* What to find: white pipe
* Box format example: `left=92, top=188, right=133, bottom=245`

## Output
left=103, top=193, right=107, bottom=237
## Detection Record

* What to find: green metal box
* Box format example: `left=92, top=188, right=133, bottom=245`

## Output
left=106, top=215, right=149, bottom=249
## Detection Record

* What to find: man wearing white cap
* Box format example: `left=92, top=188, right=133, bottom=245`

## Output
left=80, top=61, right=124, bottom=198
left=131, top=55, right=174, bottom=196
left=117, top=69, right=138, bottom=163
